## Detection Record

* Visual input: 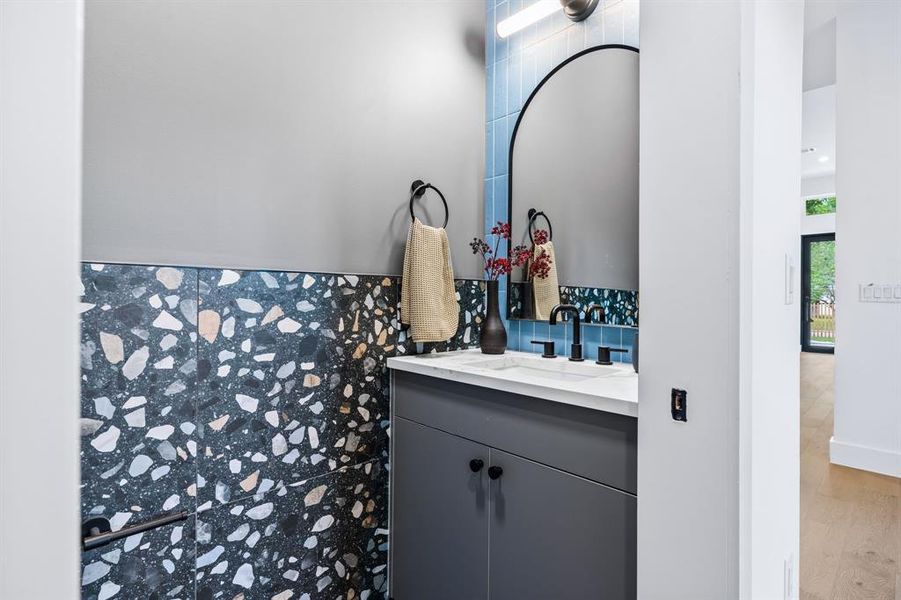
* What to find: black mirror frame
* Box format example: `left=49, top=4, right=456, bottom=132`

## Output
left=505, top=44, right=639, bottom=321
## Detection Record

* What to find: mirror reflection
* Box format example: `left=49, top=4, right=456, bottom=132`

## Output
left=507, top=45, right=639, bottom=326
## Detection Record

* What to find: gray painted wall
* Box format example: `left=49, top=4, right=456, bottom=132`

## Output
left=84, top=0, right=486, bottom=278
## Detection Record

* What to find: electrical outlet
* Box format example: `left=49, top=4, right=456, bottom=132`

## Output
left=671, top=388, right=687, bottom=422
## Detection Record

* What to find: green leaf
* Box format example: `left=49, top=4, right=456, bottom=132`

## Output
left=809, top=239, right=835, bottom=303
left=805, top=196, right=837, bottom=215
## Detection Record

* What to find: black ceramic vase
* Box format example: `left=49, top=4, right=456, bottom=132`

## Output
left=521, top=281, right=535, bottom=320
left=480, top=280, right=507, bottom=354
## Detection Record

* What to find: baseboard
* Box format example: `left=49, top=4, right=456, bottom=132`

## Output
left=830, top=437, right=901, bottom=478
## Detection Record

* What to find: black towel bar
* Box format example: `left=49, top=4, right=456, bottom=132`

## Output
left=82, top=510, right=189, bottom=552
left=409, top=179, right=449, bottom=228
left=527, top=208, right=553, bottom=243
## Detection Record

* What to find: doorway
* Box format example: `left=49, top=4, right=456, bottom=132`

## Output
left=801, top=233, right=835, bottom=353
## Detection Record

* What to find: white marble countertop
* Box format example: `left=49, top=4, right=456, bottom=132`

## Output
left=387, top=349, right=638, bottom=418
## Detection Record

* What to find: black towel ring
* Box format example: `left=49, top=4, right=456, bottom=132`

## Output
left=409, top=180, right=449, bottom=229
left=527, top=208, right=553, bottom=244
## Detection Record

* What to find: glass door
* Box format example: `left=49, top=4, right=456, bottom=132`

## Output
left=801, top=233, right=836, bottom=353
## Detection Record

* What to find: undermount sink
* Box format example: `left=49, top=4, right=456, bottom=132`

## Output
left=387, top=349, right=638, bottom=417
left=461, top=355, right=620, bottom=383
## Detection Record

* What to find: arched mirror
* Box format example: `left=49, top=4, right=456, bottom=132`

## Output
left=507, top=45, right=639, bottom=326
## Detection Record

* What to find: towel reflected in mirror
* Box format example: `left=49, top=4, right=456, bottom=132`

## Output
left=531, top=240, right=560, bottom=321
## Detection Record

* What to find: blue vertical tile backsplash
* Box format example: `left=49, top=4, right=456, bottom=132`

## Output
left=486, top=0, right=640, bottom=360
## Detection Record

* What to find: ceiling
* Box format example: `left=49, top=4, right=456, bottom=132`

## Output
left=802, top=84, right=835, bottom=179
left=801, top=0, right=836, bottom=180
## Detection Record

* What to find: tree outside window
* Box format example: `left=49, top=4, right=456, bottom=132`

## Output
left=805, top=195, right=837, bottom=215
left=810, top=240, right=835, bottom=303
left=808, top=238, right=835, bottom=345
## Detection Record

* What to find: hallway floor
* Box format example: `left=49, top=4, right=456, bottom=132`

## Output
left=800, top=352, right=901, bottom=600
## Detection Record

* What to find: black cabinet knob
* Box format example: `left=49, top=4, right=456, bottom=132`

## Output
left=469, top=459, right=484, bottom=473
left=488, top=466, right=504, bottom=480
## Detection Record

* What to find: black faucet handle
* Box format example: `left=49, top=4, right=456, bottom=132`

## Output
left=530, top=340, right=556, bottom=358
left=596, top=346, right=628, bottom=366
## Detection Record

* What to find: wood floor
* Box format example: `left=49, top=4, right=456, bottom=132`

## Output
left=800, top=352, right=901, bottom=600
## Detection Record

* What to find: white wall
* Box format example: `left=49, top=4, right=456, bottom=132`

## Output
left=802, top=174, right=835, bottom=197
left=801, top=208, right=836, bottom=236
left=802, top=12, right=835, bottom=92
left=640, top=1, right=803, bottom=597
left=739, top=2, right=804, bottom=599
left=83, top=0, right=486, bottom=277
left=832, top=1, right=901, bottom=478
left=0, top=1, right=83, bottom=598
left=639, top=2, right=742, bottom=597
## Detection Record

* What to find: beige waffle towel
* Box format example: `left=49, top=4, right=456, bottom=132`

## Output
left=532, top=242, right=560, bottom=321
left=401, top=218, right=460, bottom=342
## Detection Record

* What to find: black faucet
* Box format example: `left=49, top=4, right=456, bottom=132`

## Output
left=584, top=304, right=606, bottom=324
left=549, top=304, right=583, bottom=362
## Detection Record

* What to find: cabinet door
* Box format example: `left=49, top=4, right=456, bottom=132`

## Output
left=391, top=417, right=489, bottom=600
left=488, top=449, right=637, bottom=600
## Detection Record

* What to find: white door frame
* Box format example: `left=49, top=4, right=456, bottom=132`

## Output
left=0, top=2, right=83, bottom=598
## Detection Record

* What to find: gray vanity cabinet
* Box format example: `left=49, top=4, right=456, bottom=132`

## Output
left=391, top=417, right=489, bottom=600
left=389, top=371, right=638, bottom=600
left=488, top=449, right=637, bottom=599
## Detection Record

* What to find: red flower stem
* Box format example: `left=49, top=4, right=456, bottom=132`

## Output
left=491, top=235, right=501, bottom=280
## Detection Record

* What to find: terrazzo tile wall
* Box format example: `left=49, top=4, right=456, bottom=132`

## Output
left=485, top=0, right=640, bottom=363
left=79, top=263, right=484, bottom=599
left=509, top=283, right=638, bottom=326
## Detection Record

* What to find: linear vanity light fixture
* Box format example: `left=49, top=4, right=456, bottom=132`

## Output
left=497, top=0, right=600, bottom=39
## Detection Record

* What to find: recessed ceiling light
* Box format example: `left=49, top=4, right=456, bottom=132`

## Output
left=818, top=155, right=830, bottom=163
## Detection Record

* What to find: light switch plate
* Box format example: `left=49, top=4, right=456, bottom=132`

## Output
left=784, top=555, right=795, bottom=600
left=859, top=283, right=901, bottom=303
left=784, top=254, right=795, bottom=305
